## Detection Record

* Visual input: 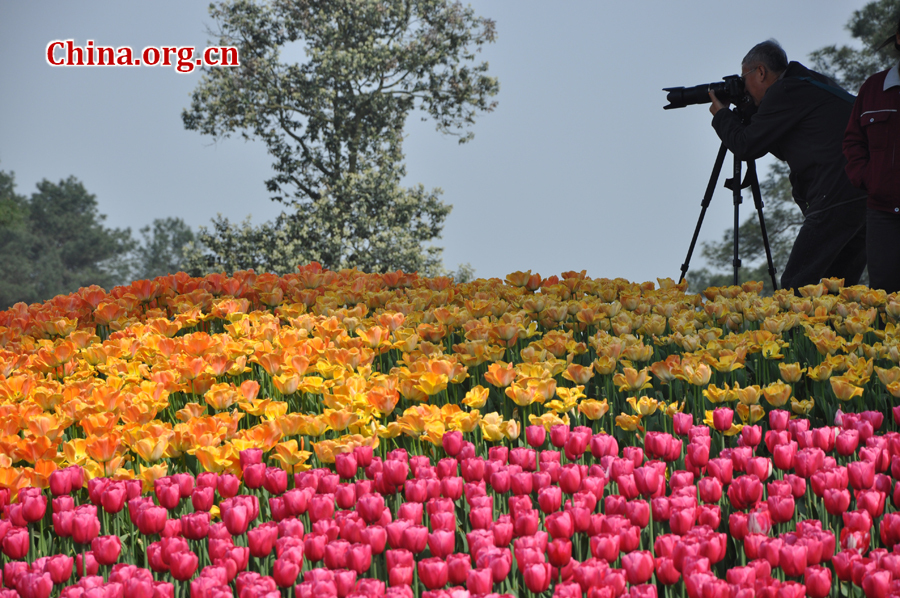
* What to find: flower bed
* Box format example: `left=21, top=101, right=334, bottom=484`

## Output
left=0, top=265, right=899, bottom=598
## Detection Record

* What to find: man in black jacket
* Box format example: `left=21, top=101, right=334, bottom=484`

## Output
left=708, top=40, right=866, bottom=291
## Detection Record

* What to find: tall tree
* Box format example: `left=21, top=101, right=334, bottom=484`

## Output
left=0, top=170, right=136, bottom=309
left=131, top=217, right=196, bottom=280
left=691, top=0, right=899, bottom=292
left=183, top=0, right=498, bottom=275
left=0, top=170, right=38, bottom=309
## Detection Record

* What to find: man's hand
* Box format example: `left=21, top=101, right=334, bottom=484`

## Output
left=709, top=90, right=728, bottom=116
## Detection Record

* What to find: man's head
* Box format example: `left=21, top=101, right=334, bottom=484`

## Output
left=741, top=40, right=788, bottom=105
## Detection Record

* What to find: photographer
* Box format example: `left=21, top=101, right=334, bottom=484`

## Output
left=843, top=19, right=900, bottom=294
left=708, top=40, right=866, bottom=291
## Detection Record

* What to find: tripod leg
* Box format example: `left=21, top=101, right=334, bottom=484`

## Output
left=679, top=143, right=728, bottom=285
left=746, top=160, right=779, bottom=291
left=731, top=155, right=743, bottom=286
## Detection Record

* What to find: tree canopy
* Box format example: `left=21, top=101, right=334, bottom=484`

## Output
left=183, top=0, right=499, bottom=275
left=0, top=169, right=135, bottom=309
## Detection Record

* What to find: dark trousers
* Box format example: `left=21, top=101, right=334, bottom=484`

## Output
left=867, top=207, right=900, bottom=294
left=780, top=200, right=867, bottom=291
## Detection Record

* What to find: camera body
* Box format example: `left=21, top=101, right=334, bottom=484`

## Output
left=663, top=75, right=752, bottom=111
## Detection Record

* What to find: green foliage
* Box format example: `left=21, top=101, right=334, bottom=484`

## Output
left=694, top=0, right=898, bottom=292
left=131, top=217, right=197, bottom=280
left=809, top=0, right=900, bottom=91
left=183, top=0, right=498, bottom=274
left=0, top=169, right=135, bottom=309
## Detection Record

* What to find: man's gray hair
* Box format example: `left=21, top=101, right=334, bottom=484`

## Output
left=742, top=40, right=789, bottom=74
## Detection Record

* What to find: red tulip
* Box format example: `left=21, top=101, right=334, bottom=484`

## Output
left=216, top=474, right=240, bottom=499
left=520, top=562, right=550, bottom=593
left=17, top=572, right=52, bottom=598
left=698, top=476, right=723, bottom=504
left=220, top=504, right=249, bottom=536
left=242, top=464, right=266, bottom=490
left=169, top=550, right=198, bottom=582
left=779, top=543, right=808, bottom=577
left=333, top=452, right=357, bottom=480
left=352, top=446, right=373, bottom=470
left=49, top=470, right=73, bottom=496
left=621, top=550, right=653, bottom=585
left=401, top=525, right=428, bottom=554
left=727, top=474, right=762, bottom=510
left=546, top=511, right=574, bottom=540
left=686, top=441, right=710, bottom=468
left=707, top=458, right=733, bottom=485
left=669, top=507, right=696, bottom=536
left=590, top=533, right=620, bottom=562
left=417, top=557, right=448, bottom=590
left=91, top=535, right=122, bottom=566
left=191, top=487, right=215, bottom=512
left=711, top=408, right=733, bottom=432
left=538, top=486, right=562, bottom=514
left=137, top=506, right=167, bottom=536
left=347, top=542, right=372, bottom=574
left=424, top=529, right=454, bottom=559
left=543, top=538, right=570, bottom=569
left=239, top=448, right=263, bottom=469
left=626, top=499, right=650, bottom=528
left=247, top=523, right=278, bottom=558
left=272, top=558, right=300, bottom=588
left=324, top=539, right=349, bottom=569
left=848, top=460, right=875, bottom=490
left=862, top=569, right=891, bottom=598
left=656, top=556, right=681, bottom=585
left=303, top=533, right=326, bottom=563
left=75, top=552, right=99, bottom=578
left=634, top=466, right=662, bottom=498
left=440, top=553, right=469, bottom=586
left=466, top=567, right=492, bottom=594
left=388, top=565, right=413, bottom=587
left=526, top=426, right=546, bottom=448
left=767, top=495, right=795, bottom=524
left=45, top=554, right=73, bottom=584
left=383, top=461, right=408, bottom=487
left=670, top=412, right=691, bottom=436
left=442, top=431, right=464, bottom=457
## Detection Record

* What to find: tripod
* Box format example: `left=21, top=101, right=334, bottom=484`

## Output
left=678, top=142, right=778, bottom=290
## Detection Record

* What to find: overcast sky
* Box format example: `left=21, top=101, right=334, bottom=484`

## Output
left=0, top=1, right=873, bottom=284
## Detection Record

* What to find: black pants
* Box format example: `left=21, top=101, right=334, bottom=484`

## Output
left=867, top=207, right=900, bottom=294
left=780, top=200, right=867, bottom=291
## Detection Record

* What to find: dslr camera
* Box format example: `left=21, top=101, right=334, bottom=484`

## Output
left=663, top=74, right=753, bottom=111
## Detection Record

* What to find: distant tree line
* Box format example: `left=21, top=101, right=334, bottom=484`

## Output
left=0, top=167, right=195, bottom=310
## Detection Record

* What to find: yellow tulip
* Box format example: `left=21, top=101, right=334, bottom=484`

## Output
left=735, top=403, right=765, bottom=424
left=779, top=362, right=804, bottom=383
left=762, top=382, right=792, bottom=407
left=626, top=396, right=659, bottom=417
left=480, top=412, right=506, bottom=442
left=613, top=367, right=653, bottom=393
left=462, top=386, right=489, bottom=409
left=578, top=399, right=609, bottom=420
left=830, top=376, right=864, bottom=401
left=703, top=383, right=734, bottom=405
left=615, top=414, right=644, bottom=432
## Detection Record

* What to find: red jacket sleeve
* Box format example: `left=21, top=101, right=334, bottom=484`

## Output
left=843, top=80, right=870, bottom=190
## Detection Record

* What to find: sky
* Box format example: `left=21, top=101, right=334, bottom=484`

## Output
left=0, top=1, right=875, bottom=285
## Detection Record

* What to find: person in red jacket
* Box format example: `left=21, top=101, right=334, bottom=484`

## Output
left=843, top=19, right=900, bottom=293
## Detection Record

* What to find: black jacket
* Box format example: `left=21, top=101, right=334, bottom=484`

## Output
left=712, top=61, right=865, bottom=214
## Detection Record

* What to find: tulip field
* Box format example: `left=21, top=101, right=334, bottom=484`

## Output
left=2, top=265, right=900, bottom=598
